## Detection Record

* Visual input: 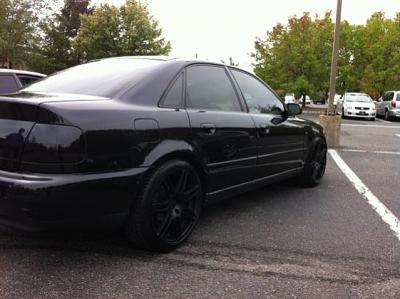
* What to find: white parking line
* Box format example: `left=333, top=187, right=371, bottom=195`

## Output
left=342, top=124, right=400, bottom=129
left=329, top=149, right=400, bottom=241
left=376, top=118, right=391, bottom=124
left=342, top=149, right=400, bottom=155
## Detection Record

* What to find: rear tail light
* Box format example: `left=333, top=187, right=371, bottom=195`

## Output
left=21, top=124, right=85, bottom=173
left=391, top=100, right=397, bottom=108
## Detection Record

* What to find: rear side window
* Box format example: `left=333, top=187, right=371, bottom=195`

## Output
left=186, top=65, right=241, bottom=112
left=0, top=75, right=19, bottom=93
left=384, top=92, right=394, bottom=101
left=231, top=69, right=284, bottom=114
left=17, top=75, right=41, bottom=87
left=396, top=93, right=400, bottom=101
left=160, top=73, right=183, bottom=107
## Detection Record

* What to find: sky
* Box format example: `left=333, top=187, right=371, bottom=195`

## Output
left=93, top=0, right=400, bottom=71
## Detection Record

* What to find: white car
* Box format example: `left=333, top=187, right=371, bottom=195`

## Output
left=333, top=94, right=342, bottom=106
left=336, top=93, right=376, bottom=120
left=298, top=95, right=311, bottom=105
left=284, top=93, right=296, bottom=104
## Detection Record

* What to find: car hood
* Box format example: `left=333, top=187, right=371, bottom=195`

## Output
left=346, top=102, right=374, bottom=108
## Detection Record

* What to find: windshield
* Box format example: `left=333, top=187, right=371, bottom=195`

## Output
left=345, top=95, right=373, bottom=103
left=24, top=58, right=164, bottom=97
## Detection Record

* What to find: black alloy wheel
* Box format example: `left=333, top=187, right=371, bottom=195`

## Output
left=126, top=160, right=203, bottom=252
left=299, top=138, right=327, bottom=187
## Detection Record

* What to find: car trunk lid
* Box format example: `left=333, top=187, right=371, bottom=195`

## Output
left=0, top=92, right=107, bottom=172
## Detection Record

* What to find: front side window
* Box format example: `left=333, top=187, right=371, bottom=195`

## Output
left=230, top=69, right=284, bottom=114
left=185, top=65, right=241, bottom=112
left=0, top=75, right=19, bottom=93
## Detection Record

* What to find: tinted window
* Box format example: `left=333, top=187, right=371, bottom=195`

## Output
left=186, top=65, right=241, bottom=112
left=161, top=73, right=183, bottom=107
left=231, top=69, right=284, bottom=114
left=384, top=92, right=394, bottom=101
left=25, top=59, right=164, bottom=97
left=0, top=75, right=19, bottom=93
left=396, top=93, right=400, bottom=101
left=17, top=75, right=41, bottom=87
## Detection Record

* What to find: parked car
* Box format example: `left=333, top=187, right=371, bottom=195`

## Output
left=333, top=94, right=342, bottom=107
left=0, top=57, right=327, bottom=252
left=376, top=91, right=400, bottom=121
left=284, top=93, right=296, bottom=104
left=0, top=69, right=46, bottom=94
left=336, top=92, right=376, bottom=120
left=298, top=95, right=311, bottom=105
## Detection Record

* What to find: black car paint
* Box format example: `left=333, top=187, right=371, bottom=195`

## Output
left=0, top=58, right=324, bottom=231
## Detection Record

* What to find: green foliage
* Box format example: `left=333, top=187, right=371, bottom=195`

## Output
left=0, top=0, right=170, bottom=74
left=30, top=0, right=93, bottom=74
left=73, top=0, right=171, bottom=62
left=254, top=12, right=333, bottom=106
left=254, top=11, right=400, bottom=99
left=0, top=0, right=48, bottom=68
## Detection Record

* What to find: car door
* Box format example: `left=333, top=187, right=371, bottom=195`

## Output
left=184, top=64, right=258, bottom=193
left=378, top=92, right=389, bottom=115
left=229, top=68, right=306, bottom=178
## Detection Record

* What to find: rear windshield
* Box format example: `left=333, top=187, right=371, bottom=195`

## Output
left=24, top=58, right=164, bottom=97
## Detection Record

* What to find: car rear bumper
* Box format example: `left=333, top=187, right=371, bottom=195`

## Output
left=0, top=168, right=147, bottom=232
left=389, top=110, right=400, bottom=117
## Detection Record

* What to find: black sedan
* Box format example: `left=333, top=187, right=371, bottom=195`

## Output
left=0, top=57, right=326, bottom=252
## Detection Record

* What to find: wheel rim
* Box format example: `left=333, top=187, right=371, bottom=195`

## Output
left=151, top=167, right=201, bottom=244
left=310, top=142, right=327, bottom=182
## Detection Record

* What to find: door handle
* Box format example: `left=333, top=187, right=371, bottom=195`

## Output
left=259, top=123, right=270, bottom=134
left=201, top=124, right=216, bottom=135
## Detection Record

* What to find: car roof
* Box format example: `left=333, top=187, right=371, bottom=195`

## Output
left=0, top=68, right=46, bottom=77
left=99, top=56, right=243, bottom=69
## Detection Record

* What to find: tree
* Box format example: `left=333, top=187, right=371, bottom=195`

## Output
left=0, top=0, right=48, bottom=68
left=29, top=0, right=93, bottom=74
left=254, top=12, right=334, bottom=107
left=73, top=0, right=171, bottom=62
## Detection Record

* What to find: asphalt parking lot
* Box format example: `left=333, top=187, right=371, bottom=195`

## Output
left=0, top=113, right=400, bottom=298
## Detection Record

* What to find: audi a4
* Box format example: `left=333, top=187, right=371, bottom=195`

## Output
left=0, top=57, right=327, bottom=252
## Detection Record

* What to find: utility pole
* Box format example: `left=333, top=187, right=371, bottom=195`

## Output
left=319, top=0, right=342, bottom=148
left=327, top=0, right=342, bottom=115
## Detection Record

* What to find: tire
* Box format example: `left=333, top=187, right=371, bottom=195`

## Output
left=341, top=107, right=346, bottom=119
left=126, top=160, right=203, bottom=252
left=370, top=117, right=375, bottom=121
left=299, top=138, right=327, bottom=187
left=385, top=110, right=391, bottom=121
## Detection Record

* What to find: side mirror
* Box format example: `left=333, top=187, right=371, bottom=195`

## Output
left=286, top=103, right=302, bottom=116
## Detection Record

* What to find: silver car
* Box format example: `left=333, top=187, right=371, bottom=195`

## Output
left=336, top=93, right=376, bottom=121
left=0, top=69, right=46, bottom=94
left=376, top=91, right=400, bottom=121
